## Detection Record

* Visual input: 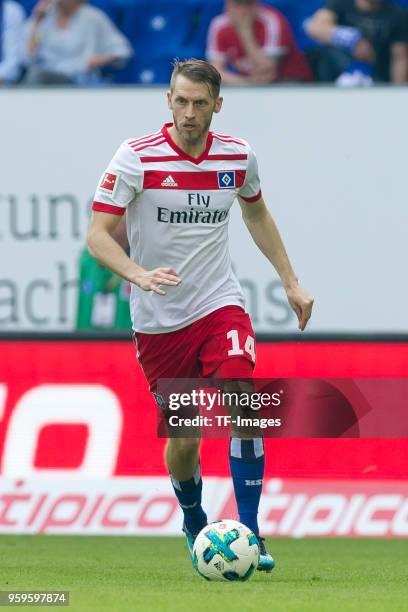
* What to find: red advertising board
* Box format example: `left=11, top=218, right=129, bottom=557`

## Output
left=1, top=340, right=407, bottom=479
left=0, top=340, right=407, bottom=536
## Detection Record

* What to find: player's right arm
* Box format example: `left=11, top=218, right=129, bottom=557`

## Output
left=88, top=140, right=181, bottom=296
left=87, top=212, right=180, bottom=295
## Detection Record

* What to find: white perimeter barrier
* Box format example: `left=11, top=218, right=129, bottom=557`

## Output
left=1, top=87, right=407, bottom=332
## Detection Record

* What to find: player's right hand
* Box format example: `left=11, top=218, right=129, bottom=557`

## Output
left=134, top=268, right=181, bottom=296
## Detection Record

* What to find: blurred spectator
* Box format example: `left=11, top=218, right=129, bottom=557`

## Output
left=76, top=217, right=131, bottom=330
left=206, top=0, right=313, bottom=84
left=306, top=0, right=408, bottom=84
left=24, top=0, right=132, bottom=85
left=0, top=0, right=25, bottom=84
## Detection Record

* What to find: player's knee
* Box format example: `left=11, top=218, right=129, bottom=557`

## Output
left=171, top=437, right=201, bottom=459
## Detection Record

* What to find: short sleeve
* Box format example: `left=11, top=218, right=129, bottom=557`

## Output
left=92, top=141, right=143, bottom=216
left=238, top=147, right=262, bottom=203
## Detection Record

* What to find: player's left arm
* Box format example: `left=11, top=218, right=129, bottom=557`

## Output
left=238, top=195, right=314, bottom=331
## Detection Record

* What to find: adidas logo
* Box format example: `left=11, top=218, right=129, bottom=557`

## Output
left=161, top=175, right=178, bottom=187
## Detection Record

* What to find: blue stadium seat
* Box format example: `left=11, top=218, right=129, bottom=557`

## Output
left=16, top=0, right=36, bottom=16
left=113, top=0, right=213, bottom=83
left=188, top=0, right=223, bottom=58
left=113, top=53, right=174, bottom=84
left=290, top=0, right=326, bottom=49
left=117, top=0, right=200, bottom=56
left=88, top=0, right=119, bottom=22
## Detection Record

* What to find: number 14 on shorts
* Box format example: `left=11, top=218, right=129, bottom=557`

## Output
left=227, top=329, right=256, bottom=362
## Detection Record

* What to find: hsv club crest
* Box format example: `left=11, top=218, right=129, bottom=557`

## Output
left=217, top=171, right=236, bottom=189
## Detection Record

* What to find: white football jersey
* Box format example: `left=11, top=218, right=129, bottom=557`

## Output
left=92, top=123, right=262, bottom=333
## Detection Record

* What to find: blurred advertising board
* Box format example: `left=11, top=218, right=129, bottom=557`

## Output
left=1, top=477, right=408, bottom=538
left=0, top=340, right=407, bottom=536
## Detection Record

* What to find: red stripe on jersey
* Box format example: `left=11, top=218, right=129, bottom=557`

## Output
left=130, top=135, right=165, bottom=148
left=213, top=131, right=245, bottom=140
left=143, top=170, right=246, bottom=190
left=140, top=155, right=181, bottom=163
left=92, top=201, right=126, bottom=216
left=206, top=154, right=248, bottom=160
left=213, top=138, right=247, bottom=147
left=139, top=154, right=248, bottom=163
left=239, top=190, right=262, bottom=203
left=130, top=138, right=166, bottom=152
left=128, top=132, right=161, bottom=146
left=212, top=134, right=246, bottom=147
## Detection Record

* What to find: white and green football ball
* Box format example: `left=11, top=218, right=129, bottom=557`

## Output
left=192, top=519, right=259, bottom=582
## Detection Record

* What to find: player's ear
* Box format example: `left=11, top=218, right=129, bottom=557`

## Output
left=167, top=90, right=172, bottom=109
left=214, top=96, right=223, bottom=114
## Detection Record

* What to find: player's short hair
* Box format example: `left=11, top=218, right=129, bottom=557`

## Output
left=170, top=59, right=221, bottom=99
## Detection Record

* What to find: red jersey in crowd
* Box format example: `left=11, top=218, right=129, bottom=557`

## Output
left=207, top=4, right=313, bottom=82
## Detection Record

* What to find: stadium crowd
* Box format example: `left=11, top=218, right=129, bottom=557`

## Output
left=1, top=0, right=408, bottom=86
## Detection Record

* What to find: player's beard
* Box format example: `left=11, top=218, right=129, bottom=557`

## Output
left=174, top=115, right=213, bottom=147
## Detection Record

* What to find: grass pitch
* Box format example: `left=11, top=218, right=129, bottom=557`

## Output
left=1, top=536, right=407, bottom=611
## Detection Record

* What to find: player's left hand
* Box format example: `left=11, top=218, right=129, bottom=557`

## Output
left=285, top=283, right=314, bottom=331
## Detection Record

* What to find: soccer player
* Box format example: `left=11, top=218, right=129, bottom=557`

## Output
left=88, top=59, right=313, bottom=572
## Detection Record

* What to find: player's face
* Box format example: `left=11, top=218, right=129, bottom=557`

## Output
left=167, top=75, right=223, bottom=146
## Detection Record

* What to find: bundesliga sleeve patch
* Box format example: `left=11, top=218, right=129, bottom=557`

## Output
left=217, top=171, right=236, bottom=189
left=99, top=172, right=119, bottom=194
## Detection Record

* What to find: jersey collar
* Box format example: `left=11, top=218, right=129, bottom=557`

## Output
left=161, top=123, right=213, bottom=165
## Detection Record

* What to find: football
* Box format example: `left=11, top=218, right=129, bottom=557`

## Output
left=192, top=519, right=260, bottom=582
